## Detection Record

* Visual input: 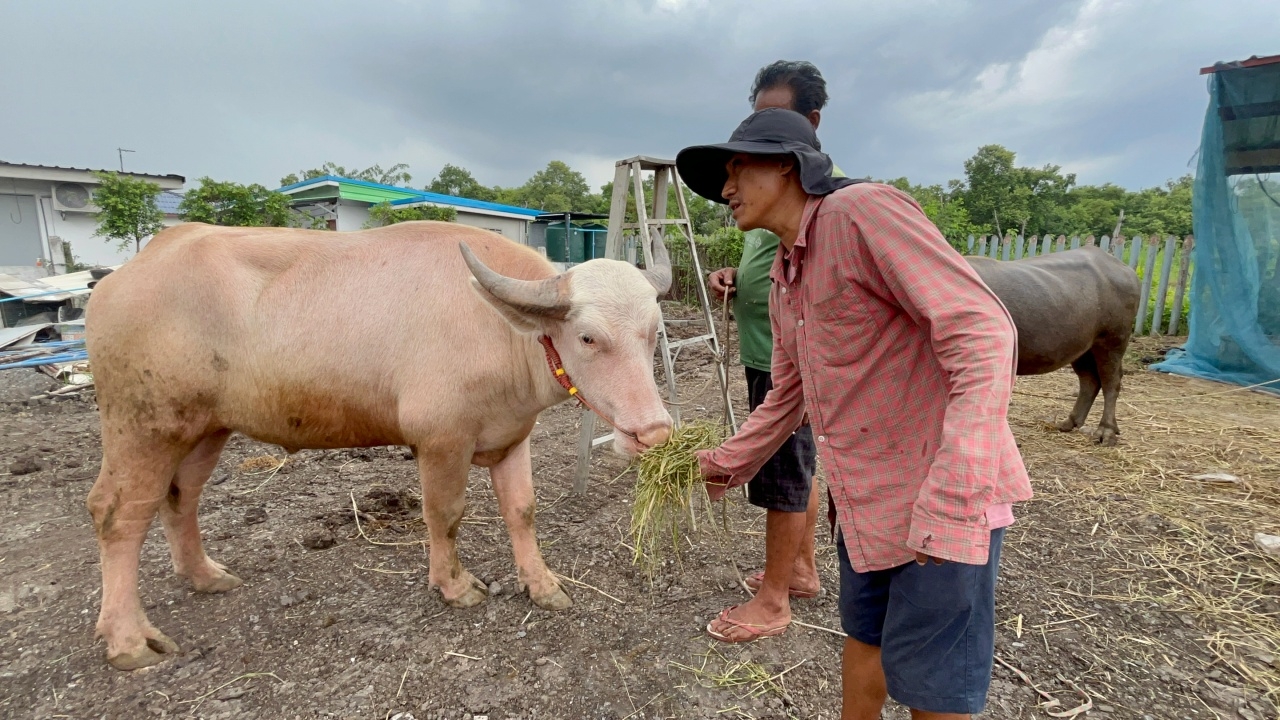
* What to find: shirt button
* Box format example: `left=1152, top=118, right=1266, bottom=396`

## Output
left=817, top=435, right=826, bottom=443
left=781, top=287, right=787, bottom=293
left=797, top=319, right=804, bottom=327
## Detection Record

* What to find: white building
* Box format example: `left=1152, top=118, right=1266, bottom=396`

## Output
left=0, top=161, right=186, bottom=279
left=277, top=175, right=544, bottom=244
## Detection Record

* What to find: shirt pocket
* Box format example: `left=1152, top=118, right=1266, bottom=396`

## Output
left=805, top=286, right=879, bottom=367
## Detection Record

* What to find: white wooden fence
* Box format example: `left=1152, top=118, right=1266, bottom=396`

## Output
left=962, top=234, right=1196, bottom=337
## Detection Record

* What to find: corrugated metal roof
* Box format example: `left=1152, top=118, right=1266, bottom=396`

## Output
left=279, top=175, right=543, bottom=218
left=390, top=191, right=544, bottom=217
left=0, top=160, right=185, bottom=183
left=155, top=190, right=184, bottom=215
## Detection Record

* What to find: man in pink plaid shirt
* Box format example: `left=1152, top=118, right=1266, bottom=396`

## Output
left=676, top=108, right=1033, bottom=719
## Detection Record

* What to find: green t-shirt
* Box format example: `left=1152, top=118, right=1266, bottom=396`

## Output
left=733, top=162, right=845, bottom=371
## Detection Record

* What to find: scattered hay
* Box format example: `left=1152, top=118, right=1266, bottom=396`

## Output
left=668, top=645, right=805, bottom=702
left=629, top=420, right=726, bottom=576
left=238, top=455, right=285, bottom=473
left=1007, top=366, right=1280, bottom=708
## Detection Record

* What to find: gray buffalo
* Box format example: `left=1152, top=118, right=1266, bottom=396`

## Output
left=966, top=246, right=1141, bottom=446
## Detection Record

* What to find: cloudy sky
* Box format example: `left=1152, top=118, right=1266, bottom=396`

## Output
left=2, top=0, right=1274, bottom=196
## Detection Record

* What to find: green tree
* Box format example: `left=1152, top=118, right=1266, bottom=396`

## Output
left=179, top=177, right=294, bottom=227
left=91, top=171, right=165, bottom=254
left=962, top=144, right=1025, bottom=237
left=426, top=164, right=497, bottom=201
left=364, top=202, right=457, bottom=228
left=280, top=162, right=412, bottom=188
left=514, top=161, right=593, bottom=212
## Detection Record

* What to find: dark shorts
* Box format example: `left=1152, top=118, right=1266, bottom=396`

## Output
left=837, top=528, right=1006, bottom=715
left=743, top=366, right=816, bottom=513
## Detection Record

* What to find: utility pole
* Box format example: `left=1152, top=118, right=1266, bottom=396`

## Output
left=117, top=148, right=135, bottom=172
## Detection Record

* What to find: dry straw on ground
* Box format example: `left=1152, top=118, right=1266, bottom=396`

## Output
left=1007, top=362, right=1280, bottom=710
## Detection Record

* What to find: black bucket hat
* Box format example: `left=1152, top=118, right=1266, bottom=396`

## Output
left=675, top=107, right=863, bottom=204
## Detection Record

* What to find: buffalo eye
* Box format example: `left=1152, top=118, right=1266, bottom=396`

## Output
left=580, top=334, right=594, bottom=346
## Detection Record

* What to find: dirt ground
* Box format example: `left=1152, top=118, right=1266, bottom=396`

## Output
left=2, top=323, right=1279, bottom=720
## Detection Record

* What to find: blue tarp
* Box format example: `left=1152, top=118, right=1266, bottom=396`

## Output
left=1152, top=62, right=1280, bottom=394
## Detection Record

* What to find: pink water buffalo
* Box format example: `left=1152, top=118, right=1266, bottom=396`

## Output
left=83, top=220, right=673, bottom=670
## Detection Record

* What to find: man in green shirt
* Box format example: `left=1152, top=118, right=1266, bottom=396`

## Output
left=705, top=60, right=845, bottom=642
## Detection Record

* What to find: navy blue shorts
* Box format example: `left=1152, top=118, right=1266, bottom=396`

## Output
left=743, top=366, right=815, bottom=513
left=837, top=528, right=1005, bottom=715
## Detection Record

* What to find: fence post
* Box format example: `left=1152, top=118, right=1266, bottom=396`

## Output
left=1015, top=234, right=1025, bottom=260
left=967, top=234, right=975, bottom=253
left=977, top=236, right=988, bottom=256
left=1128, top=235, right=1143, bottom=272
left=1001, top=234, right=1012, bottom=261
left=1100, top=235, right=1111, bottom=253
left=989, top=235, right=1000, bottom=258
left=1028, top=235, right=1040, bottom=258
left=1112, top=235, right=1126, bottom=261
left=1135, top=235, right=1160, bottom=334
left=1070, top=235, right=1081, bottom=250
left=1085, top=235, right=1096, bottom=248
left=1056, top=235, right=1066, bottom=253
left=1168, top=236, right=1194, bottom=336
left=1150, top=235, right=1177, bottom=335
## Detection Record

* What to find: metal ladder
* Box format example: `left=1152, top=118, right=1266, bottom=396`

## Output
left=571, top=155, right=737, bottom=493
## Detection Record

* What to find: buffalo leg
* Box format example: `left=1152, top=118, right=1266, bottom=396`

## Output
left=1091, top=340, right=1128, bottom=446
left=87, top=436, right=190, bottom=670
left=1057, top=353, right=1101, bottom=434
left=489, top=436, right=572, bottom=610
left=419, top=448, right=488, bottom=608
left=160, top=431, right=242, bottom=593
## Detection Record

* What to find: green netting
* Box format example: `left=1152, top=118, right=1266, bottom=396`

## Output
left=1153, top=62, right=1280, bottom=393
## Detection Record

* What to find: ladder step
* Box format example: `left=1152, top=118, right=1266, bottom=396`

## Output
left=666, top=334, right=716, bottom=350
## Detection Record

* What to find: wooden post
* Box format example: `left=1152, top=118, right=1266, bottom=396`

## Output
left=1085, top=235, right=1096, bottom=248
left=1056, top=235, right=1066, bottom=253
left=1128, top=235, right=1143, bottom=272
left=1136, top=236, right=1160, bottom=334
left=1100, top=235, right=1111, bottom=253
left=1070, top=235, right=1081, bottom=250
left=967, top=234, right=975, bottom=253
left=977, top=236, right=987, bottom=256
left=1150, top=236, right=1177, bottom=335
left=1001, top=234, right=1012, bottom=261
left=1168, top=236, right=1194, bottom=336
left=1028, top=235, right=1040, bottom=258
left=1014, top=234, right=1025, bottom=260
left=1112, top=235, right=1126, bottom=261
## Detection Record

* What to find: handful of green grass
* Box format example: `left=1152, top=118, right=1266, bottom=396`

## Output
left=629, top=420, right=727, bottom=576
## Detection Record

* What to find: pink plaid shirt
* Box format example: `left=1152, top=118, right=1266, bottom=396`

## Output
left=698, top=183, right=1033, bottom=571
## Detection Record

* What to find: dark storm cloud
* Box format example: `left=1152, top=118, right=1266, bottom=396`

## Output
left=1, top=0, right=1273, bottom=193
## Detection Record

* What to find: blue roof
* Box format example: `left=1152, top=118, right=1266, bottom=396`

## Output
left=389, top=190, right=543, bottom=217
left=277, top=175, right=543, bottom=218
left=155, top=190, right=184, bottom=215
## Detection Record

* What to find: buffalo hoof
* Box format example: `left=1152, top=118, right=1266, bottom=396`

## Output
left=1092, top=427, right=1119, bottom=447
left=529, top=584, right=573, bottom=611
left=191, top=569, right=243, bottom=594
left=107, top=630, right=180, bottom=671
left=1054, top=418, right=1080, bottom=433
left=438, top=573, right=488, bottom=608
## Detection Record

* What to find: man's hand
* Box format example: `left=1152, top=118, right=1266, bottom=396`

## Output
left=695, top=449, right=732, bottom=502
left=708, top=267, right=736, bottom=301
